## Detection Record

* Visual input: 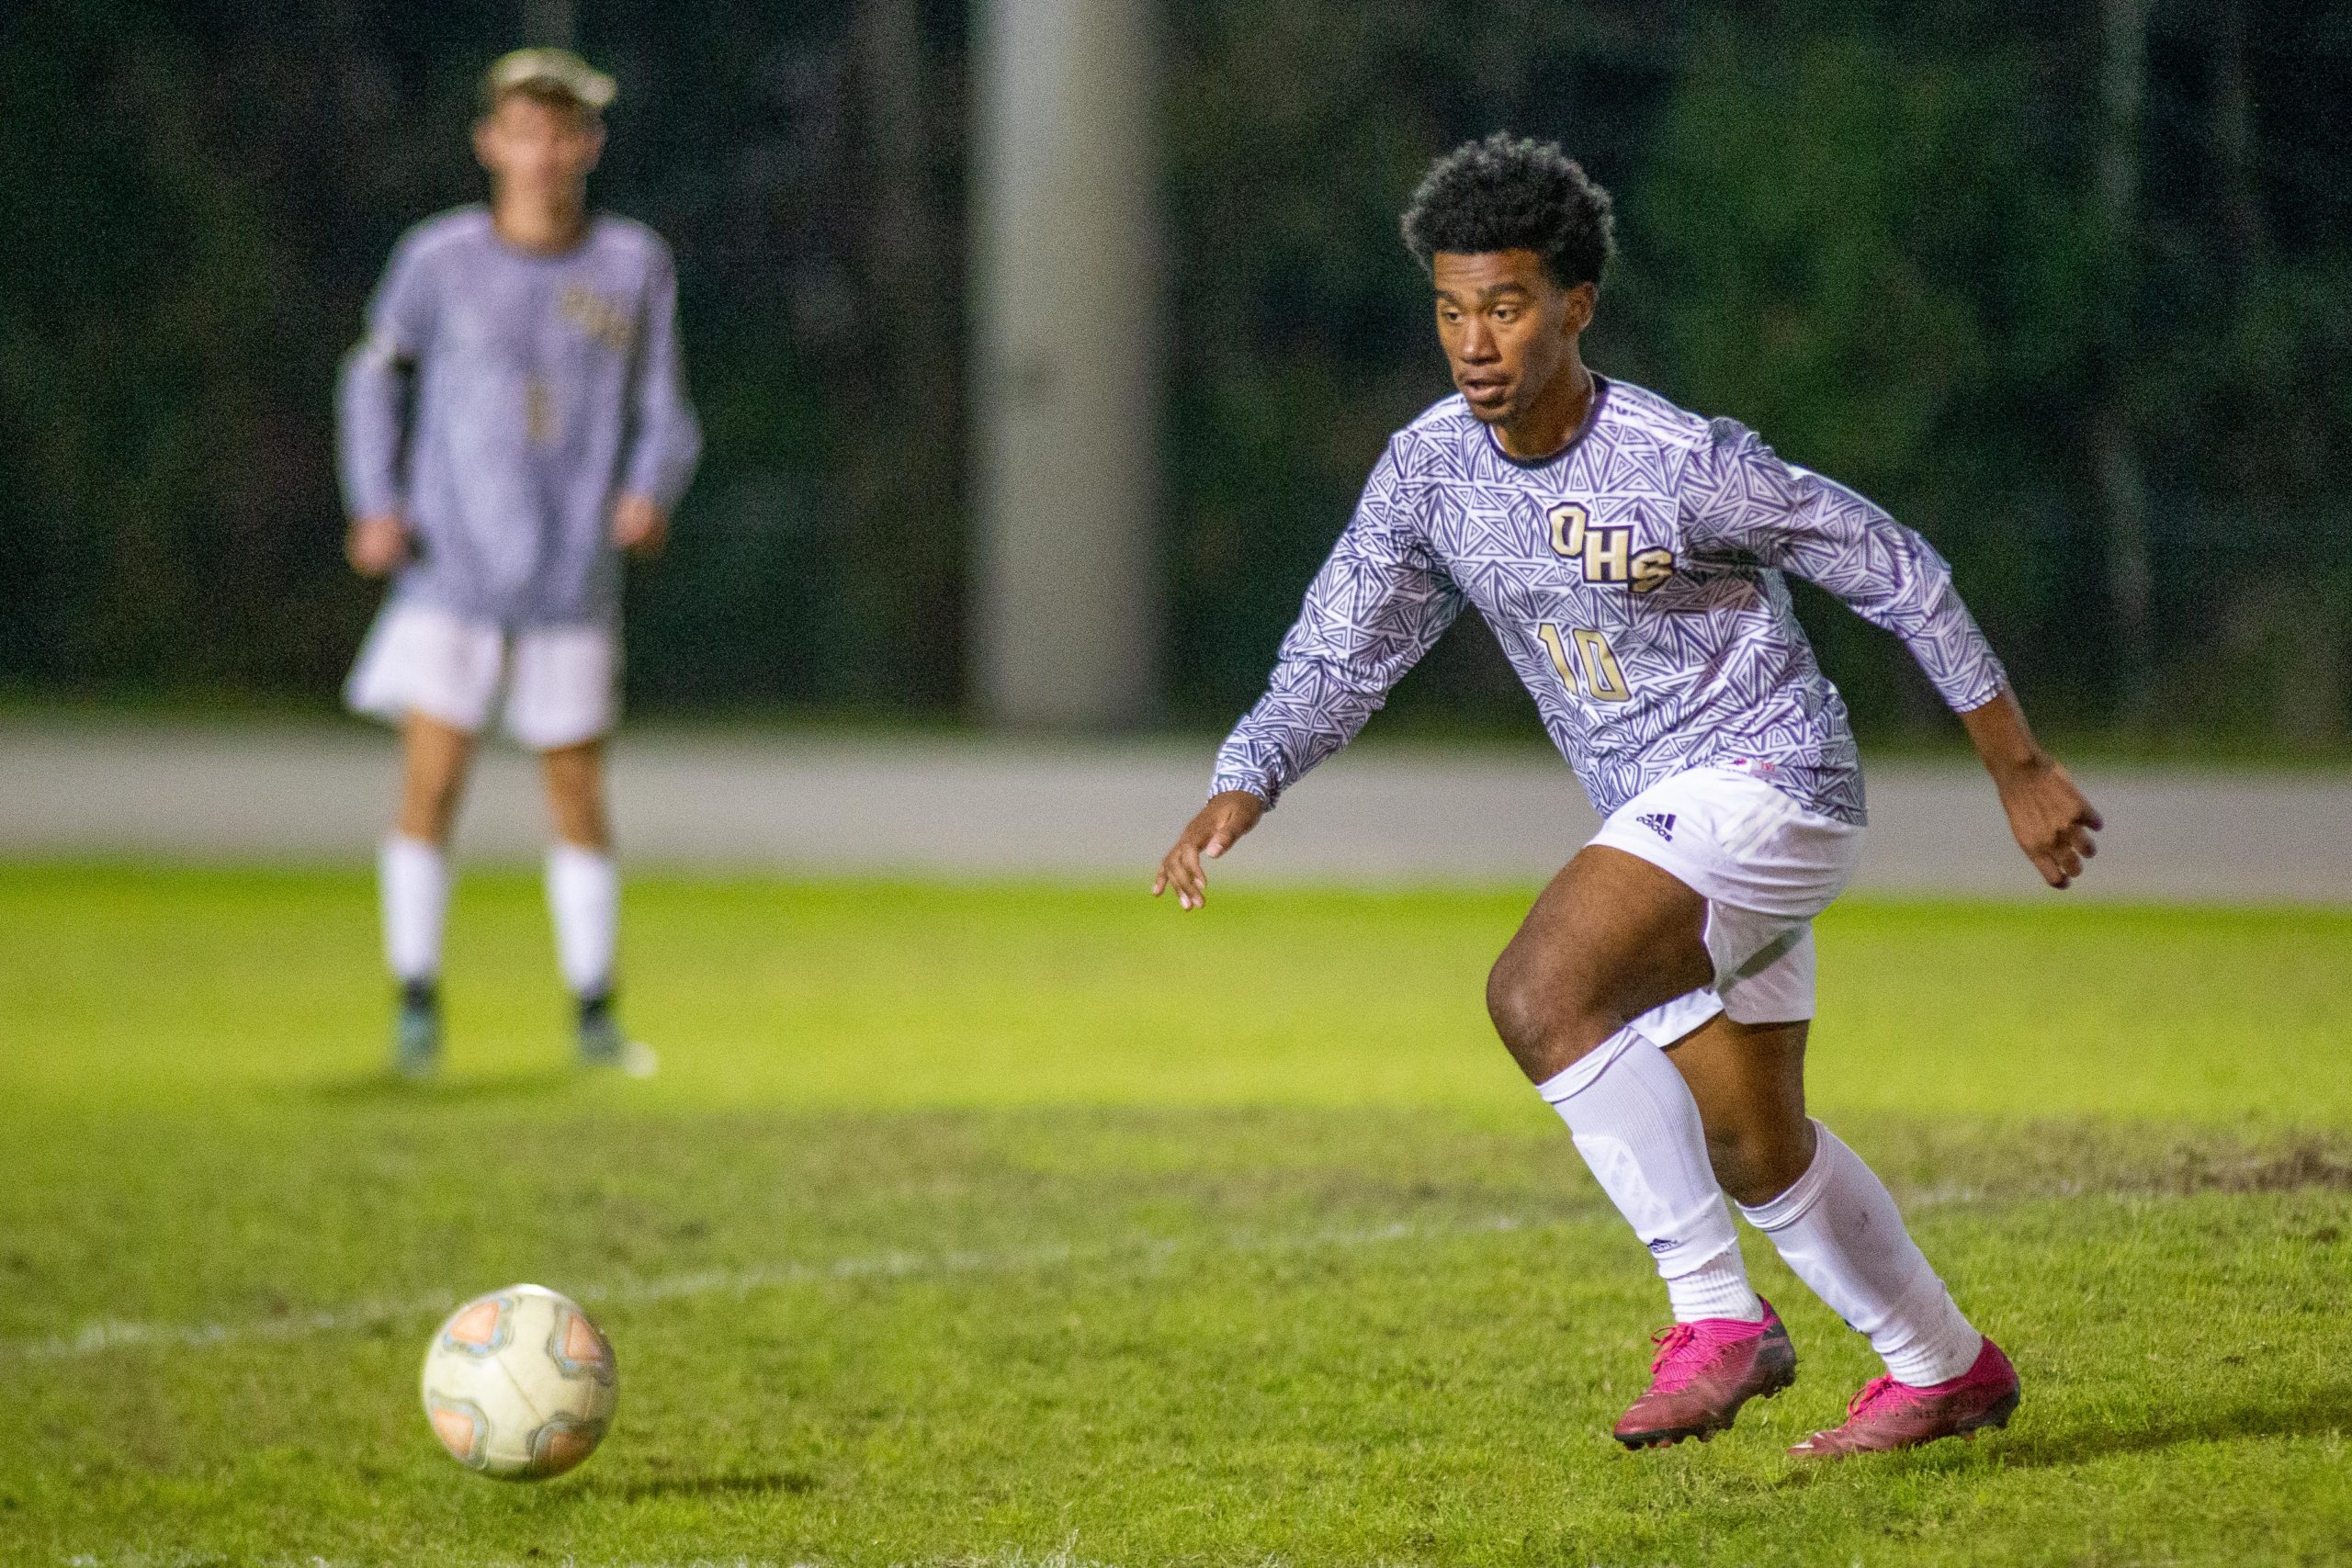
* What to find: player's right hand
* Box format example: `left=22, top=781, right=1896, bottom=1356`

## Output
left=345, top=513, right=411, bottom=577
left=1152, top=789, right=1266, bottom=910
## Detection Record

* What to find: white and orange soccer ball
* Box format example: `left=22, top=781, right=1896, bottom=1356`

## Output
left=419, top=1283, right=618, bottom=1480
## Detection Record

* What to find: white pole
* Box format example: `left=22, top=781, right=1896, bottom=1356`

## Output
left=2096, top=0, right=2152, bottom=724
left=969, top=0, right=1162, bottom=727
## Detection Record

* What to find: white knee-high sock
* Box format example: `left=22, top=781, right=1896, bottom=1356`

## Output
left=1740, top=1120, right=1982, bottom=1385
left=380, top=835, right=449, bottom=985
left=545, top=843, right=618, bottom=999
left=1539, top=1028, right=1764, bottom=1324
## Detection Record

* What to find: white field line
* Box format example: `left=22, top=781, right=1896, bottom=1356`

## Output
left=59, top=1561, right=831, bottom=1568
left=57, top=1552, right=1157, bottom=1568
left=2, top=1214, right=1537, bottom=1366
left=60, top=1560, right=829, bottom=1568
left=5, top=1179, right=2235, bottom=1369
left=58, top=1533, right=1190, bottom=1567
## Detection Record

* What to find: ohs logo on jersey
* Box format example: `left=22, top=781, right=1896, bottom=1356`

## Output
left=560, top=287, right=637, bottom=354
left=1548, top=502, right=1673, bottom=592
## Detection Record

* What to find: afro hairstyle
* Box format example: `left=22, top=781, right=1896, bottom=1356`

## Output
left=1399, top=133, right=1615, bottom=291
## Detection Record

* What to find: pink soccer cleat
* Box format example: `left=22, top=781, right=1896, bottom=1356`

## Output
left=1613, top=1299, right=1798, bottom=1449
left=1790, top=1337, right=2020, bottom=1458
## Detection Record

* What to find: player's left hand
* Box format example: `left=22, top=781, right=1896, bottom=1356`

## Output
left=612, top=493, right=668, bottom=558
left=1992, top=755, right=2102, bottom=889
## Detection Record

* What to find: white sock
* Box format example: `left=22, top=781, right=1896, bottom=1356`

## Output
left=1740, top=1120, right=1983, bottom=1385
left=1668, top=1246, right=1766, bottom=1323
left=1539, top=1028, right=1764, bottom=1324
left=379, top=835, right=449, bottom=985
left=545, top=842, right=619, bottom=999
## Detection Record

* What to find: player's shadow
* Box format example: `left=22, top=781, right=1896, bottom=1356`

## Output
left=1770, top=1382, right=2352, bottom=1483
left=587, top=1470, right=819, bottom=1504
left=309, top=1066, right=580, bottom=1103
left=1986, top=1385, right=2352, bottom=1470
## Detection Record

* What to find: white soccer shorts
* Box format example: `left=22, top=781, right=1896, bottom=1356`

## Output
left=345, top=602, right=618, bottom=750
left=1587, top=764, right=1865, bottom=1042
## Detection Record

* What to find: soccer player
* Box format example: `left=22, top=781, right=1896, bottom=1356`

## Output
left=338, top=49, right=700, bottom=1079
left=1154, top=135, right=2101, bottom=1456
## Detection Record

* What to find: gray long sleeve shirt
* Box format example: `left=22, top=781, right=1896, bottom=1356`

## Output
left=337, top=206, right=701, bottom=627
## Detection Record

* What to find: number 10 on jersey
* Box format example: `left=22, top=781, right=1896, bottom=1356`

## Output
left=1537, top=624, right=1632, bottom=703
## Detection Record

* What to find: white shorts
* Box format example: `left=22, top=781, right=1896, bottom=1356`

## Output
left=1587, top=765, right=1865, bottom=1042
left=345, top=603, right=618, bottom=750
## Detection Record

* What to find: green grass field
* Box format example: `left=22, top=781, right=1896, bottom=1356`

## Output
left=2, top=865, right=2347, bottom=1567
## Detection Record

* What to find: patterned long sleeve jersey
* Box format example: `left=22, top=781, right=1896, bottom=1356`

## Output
left=1209, top=378, right=2007, bottom=826
left=337, top=206, right=702, bottom=628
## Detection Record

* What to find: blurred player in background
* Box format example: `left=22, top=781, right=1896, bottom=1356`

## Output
left=338, top=48, right=699, bottom=1079
left=1156, top=135, right=2100, bottom=1457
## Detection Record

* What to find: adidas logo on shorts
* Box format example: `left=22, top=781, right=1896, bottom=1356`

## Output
left=1636, top=811, right=1677, bottom=842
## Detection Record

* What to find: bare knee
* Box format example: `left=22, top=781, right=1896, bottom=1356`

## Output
left=1488, top=847, right=1714, bottom=1086
left=1703, top=1115, right=1817, bottom=1208
left=542, top=743, right=609, bottom=851
left=396, top=721, right=473, bottom=845
left=1486, top=942, right=1619, bottom=1084
left=398, top=777, right=464, bottom=844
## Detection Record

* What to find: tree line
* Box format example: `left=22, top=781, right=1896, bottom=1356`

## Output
left=3, top=0, right=2346, bottom=741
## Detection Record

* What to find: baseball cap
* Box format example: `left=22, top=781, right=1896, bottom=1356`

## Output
left=481, top=47, right=616, bottom=112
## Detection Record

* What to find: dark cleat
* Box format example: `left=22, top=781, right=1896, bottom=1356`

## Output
left=576, top=992, right=655, bottom=1077
left=1790, top=1337, right=2019, bottom=1458
left=393, top=979, right=441, bottom=1080
left=1614, top=1299, right=1798, bottom=1450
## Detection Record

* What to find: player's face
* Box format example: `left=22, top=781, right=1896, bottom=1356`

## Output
left=1430, top=250, right=1593, bottom=424
left=474, top=94, right=605, bottom=206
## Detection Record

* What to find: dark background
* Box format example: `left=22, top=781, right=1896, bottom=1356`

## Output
left=5, top=0, right=2348, bottom=743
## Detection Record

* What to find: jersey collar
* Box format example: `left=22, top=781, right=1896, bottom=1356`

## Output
left=1481, top=372, right=1611, bottom=471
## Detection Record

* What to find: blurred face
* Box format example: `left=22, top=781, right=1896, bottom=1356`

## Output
left=473, top=91, right=604, bottom=207
left=1431, top=249, right=1593, bottom=425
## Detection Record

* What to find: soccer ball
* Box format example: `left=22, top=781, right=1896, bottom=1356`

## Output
left=419, top=1283, right=618, bottom=1480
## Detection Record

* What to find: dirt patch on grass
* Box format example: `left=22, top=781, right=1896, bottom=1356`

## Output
left=1846, top=1119, right=2352, bottom=1204
left=431, top=1103, right=2352, bottom=1214
left=2151, top=1139, right=2352, bottom=1193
